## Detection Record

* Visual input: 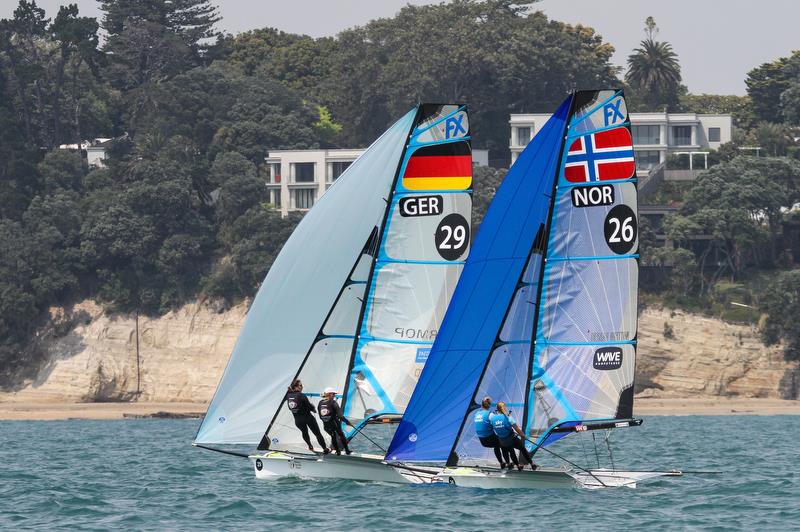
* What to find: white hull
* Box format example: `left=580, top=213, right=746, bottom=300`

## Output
left=250, top=451, right=437, bottom=484
left=251, top=452, right=680, bottom=489
left=434, top=466, right=682, bottom=489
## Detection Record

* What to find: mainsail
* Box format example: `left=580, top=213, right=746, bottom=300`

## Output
left=387, top=90, right=638, bottom=466
left=195, top=104, right=473, bottom=451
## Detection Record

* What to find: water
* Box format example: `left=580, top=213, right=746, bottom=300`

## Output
left=1, top=416, right=798, bottom=530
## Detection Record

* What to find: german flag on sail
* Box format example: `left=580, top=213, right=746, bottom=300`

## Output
left=402, top=141, right=472, bottom=191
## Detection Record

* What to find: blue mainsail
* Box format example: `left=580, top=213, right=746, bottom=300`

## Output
left=387, top=90, right=638, bottom=466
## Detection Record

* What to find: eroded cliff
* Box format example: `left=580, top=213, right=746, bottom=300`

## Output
left=1, top=301, right=797, bottom=403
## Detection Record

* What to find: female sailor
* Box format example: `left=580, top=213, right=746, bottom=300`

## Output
left=489, top=401, right=537, bottom=471
left=285, top=379, right=330, bottom=454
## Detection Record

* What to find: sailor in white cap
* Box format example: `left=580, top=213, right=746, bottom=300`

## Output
left=318, top=387, right=352, bottom=455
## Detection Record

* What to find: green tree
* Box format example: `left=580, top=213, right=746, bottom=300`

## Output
left=761, top=269, right=800, bottom=360
left=625, top=18, right=683, bottom=111
left=99, top=0, right=219, bottom=60
left=746, top=51, right=800, bottom=124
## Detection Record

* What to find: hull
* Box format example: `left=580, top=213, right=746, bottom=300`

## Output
left=250, top=451, right=436, bottom=484
left=433, top=467, right=681, bottom=489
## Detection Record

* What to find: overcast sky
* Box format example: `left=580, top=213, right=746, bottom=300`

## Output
left=4, top=0, right=797, bottom=95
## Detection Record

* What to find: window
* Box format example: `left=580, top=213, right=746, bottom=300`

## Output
left=516, top=127, right=531, bottom=146
left=672, top=126, right=692, bottom=146
left=329, top=161, right=352, bottom=181
left=292, top=188, right=316, bottom=209
left=708, top=127, right=721, bottom=142
left=292, top=162, right=315, bottom=183
left=636, top=150, right=661, bottom=171
left=266, top=186, right=281, bottom=207
left=266, top=162, right=281, bottom=184
left=632, top=125, right=660, bottom=145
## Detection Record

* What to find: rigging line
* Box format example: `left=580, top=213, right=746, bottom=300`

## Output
left=605, top=429, right=616, bottom=471
left=591, top=432, right=601, bottom=469
left=192, top=444, right=250, bottom=459
left=524, top=436, right=608, bottom=488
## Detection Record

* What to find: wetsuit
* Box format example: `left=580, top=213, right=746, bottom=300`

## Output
left=318, top=397, right=351, bottom=455
left=489, top=412, right=534, bottom=468
left=286, top=390, right=327, bottom=450
left=473, top=408, right=511, bottom=467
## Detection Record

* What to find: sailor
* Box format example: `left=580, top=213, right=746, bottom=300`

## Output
left=473, top=396, right=512, bottom=469
left=318, top=387, right=352, bottom=456
left=285, top=379, right=330, bottom=454
left=489, top=401, right=537, bottom=471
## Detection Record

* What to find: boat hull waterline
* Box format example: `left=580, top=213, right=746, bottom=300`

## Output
left=250, top=452, right=680, bottom=489
left=250, top=451, right=438, bottom=484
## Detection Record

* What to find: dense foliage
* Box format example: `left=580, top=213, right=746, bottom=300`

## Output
left=0, top=0, right=625, bottom=381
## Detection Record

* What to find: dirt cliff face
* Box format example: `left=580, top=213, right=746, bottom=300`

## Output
left=1, top=301, right=797, bottom=404
left=637, top=307, right=798, bottom=400
left=0, top=300, right=245, bottom=403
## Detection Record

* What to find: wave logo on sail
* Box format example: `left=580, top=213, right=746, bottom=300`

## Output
left=564, top=126, right=635, bottom=183
left=593, top=347, right=623, bottom=370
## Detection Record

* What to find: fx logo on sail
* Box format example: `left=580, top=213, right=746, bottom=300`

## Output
left=603, top=98, right=625, bottom=126
left=445, top=112, right=467, bottom=139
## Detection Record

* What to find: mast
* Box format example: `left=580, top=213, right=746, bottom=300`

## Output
left=520, top=93, right=578, bottom=441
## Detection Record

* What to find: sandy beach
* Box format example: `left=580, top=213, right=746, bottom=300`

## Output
left=0, top=397, right=798, bottom=421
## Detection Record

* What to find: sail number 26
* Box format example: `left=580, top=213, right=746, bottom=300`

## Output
left=603, top=205, right=637, bottom=255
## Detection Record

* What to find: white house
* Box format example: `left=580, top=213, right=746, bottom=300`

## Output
left=509, top=112, right=732, bottom=176
left=265, top=148, right=489, bottom=216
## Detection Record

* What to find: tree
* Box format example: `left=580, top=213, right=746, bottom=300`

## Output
left=625, top=18, right=683, bottom=111
left=745, top=51, right=800, bottom=124
left=99, top=0, right=219, bottom=60
left=761, top=269, right=800, bottom=361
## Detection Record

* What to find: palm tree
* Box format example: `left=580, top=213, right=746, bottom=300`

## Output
left=626, top=39, right=682, bottom=109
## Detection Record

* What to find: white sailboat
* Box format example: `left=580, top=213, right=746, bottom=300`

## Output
left=193, top=104, right=474, bottom=483
left=385, top=89, right=683, bottom=489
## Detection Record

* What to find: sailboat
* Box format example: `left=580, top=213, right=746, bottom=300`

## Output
left=385, top=89, right=681, bottom=489
left=193, top=104, right=473, bottom=483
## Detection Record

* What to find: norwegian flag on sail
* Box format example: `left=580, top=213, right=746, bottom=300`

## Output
left=564, top=126, right=635, bottom=183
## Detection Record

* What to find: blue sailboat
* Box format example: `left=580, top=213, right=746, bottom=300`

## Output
left=386, top=90, right=681, bottom=489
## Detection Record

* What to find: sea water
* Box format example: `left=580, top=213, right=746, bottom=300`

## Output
left=1, top=415, right=798, bottom=530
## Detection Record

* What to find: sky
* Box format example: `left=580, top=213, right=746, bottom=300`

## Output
left=4, top=0, right=798, bottom=95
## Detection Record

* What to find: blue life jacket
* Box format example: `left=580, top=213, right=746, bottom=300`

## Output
left=473, top=409, right=494, bottom=438
left=489, top=412, right=516, bottom=440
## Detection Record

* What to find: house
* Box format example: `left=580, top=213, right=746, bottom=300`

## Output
left=509, top=112, right=732, bottom=176
left=265, top=147, right=489, bottom=216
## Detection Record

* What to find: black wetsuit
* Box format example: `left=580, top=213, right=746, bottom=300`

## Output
left=499, top=434, right=534, bottom=468
left=286, top=391, right=327, bottom=450
left=318, top=398, right=351, bottom=454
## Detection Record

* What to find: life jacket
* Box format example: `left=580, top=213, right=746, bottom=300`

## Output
left=489, top=412, right=515, bottom=440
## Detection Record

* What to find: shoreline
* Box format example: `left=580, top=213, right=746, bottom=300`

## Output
left=0, top=397, right=798, bottom=421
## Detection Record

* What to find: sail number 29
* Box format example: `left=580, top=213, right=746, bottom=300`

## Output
left=435, top=213, right=470, bottom=261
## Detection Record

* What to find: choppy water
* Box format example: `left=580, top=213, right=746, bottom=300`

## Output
left=1, top=415, right=798, bottom=530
